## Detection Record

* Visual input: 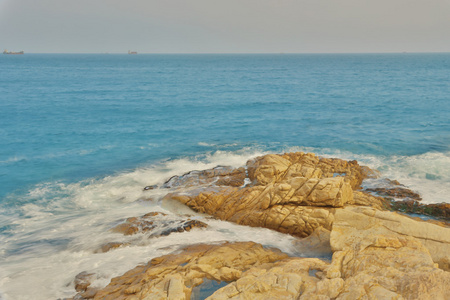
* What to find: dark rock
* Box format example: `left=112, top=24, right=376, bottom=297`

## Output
left=162, top=166, right=246, bottom=189
left=390, top=200, right=450, bottom=222
left=366, top=186, right=422, bottom=201
left=74, top=271, right=96, bottom=293
left=110, top=211, right=208, bottom=238
left=143, top=185, right=157, bottom=191
left=96, top=242, right=128, bottom=253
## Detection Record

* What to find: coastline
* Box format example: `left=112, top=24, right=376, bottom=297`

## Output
left=68, top=151, right=450, bottom=299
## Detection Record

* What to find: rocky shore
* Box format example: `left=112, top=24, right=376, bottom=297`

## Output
left=71, top=152, right=450, bottom=300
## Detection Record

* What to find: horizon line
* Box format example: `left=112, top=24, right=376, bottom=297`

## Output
left=4, top=51, right=450, bottom=55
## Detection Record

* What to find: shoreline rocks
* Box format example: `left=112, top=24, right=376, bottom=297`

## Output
left=71, top=152, right=450, bottom=299
left=86, top=242, right=289, bottom=300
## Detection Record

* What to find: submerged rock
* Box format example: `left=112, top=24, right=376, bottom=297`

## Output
left=110, top=212, right=208, bottom=237
left=143, top=185, right=158, bottom=191
left=74, top=271, right=96, bottom=293
left=97, top=212, right=208, bottom=253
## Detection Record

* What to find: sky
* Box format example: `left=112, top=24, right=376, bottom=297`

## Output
left=0, top=0, right=449, bottom=53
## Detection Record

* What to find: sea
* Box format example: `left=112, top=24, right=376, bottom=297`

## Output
left=0, top=53, right=449, bottom=299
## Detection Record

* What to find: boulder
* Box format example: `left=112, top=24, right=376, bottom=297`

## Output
left=165, top=184, right=339, bottom=237
left=247, top=152, right=375, bottom=190
left=208, top=258, right=336, bottom=300
left=326, top=218, right=450, bottom=299
left=91, top=242, right=289, bottom=300
left=331, top=206, right=450, bottom=271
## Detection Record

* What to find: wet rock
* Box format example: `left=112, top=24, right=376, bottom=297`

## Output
left=74, top=271, right=96, bottom=293
left=160, top=220, right=208, bottom=236
left=96, top=242, right=128, bottom=253
left=162, top=166, right=246, bottom=189
left=110, top=212, right=207, bottom=237
left=366, top=186, right=422, bottom=201
left=97, top=212, right=208, bottom=253
left=390, top=200, right=450, bottom=221
left=143, top=185, right=157, bottom=191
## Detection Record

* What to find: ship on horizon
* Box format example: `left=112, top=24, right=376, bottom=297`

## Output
left=128, top=50, right=137, bottom=55
left=3, top=49, right=24, bottom=55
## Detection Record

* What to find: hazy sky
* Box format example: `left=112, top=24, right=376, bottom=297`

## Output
left=1, top=0, right=449, bottom=53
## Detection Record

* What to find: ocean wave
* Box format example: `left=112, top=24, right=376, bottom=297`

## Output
left=0, top=156, right=27, bottom=164
left=3, top=146, right=449, bottom=213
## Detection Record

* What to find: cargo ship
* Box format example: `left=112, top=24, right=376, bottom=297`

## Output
left=3, top=50, right=24, bottom=55
left=128, top=50, right=137, bottom=55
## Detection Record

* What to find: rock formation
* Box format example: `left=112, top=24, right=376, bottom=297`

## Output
left=70, top=152, right=450, bottom=300
left=87, top=242, right=288, bottom=300
left=331, top=206, right=450, bottom=271
left=163, top=152, right=368, bottom=238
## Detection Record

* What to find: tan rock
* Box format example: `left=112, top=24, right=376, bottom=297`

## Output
left=330, top=206, right=450, bottom=270
left=326, top=233, right=450, bottom=299
left=92, top=242, right=288, bottom=300
left=163, top=152, right=386, bottom=238
left=247, top=152, right=374, bottom=190
left=209, top=258, right=336, bottom=300
left=74, top=271, right=96, bottom=293
left=352, top=190, right=390, bottom=210
left=164, top=177, right=352, bottom=238
left=292, top=227, right=332, bottom=257
left=167, top=186, right=336, bottom=238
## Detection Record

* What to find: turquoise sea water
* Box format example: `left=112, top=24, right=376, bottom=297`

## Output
left=1, top=53, right=450, bottom=299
